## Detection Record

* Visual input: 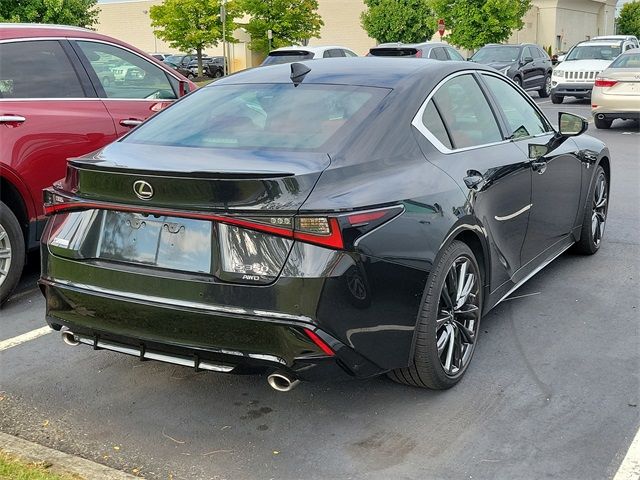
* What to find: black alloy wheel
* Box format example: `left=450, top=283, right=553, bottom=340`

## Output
left=213, top=69, right=224, bottom=78
left=539, top=74, right=551, bottom=98
left=389, top=241, right=482, bottom=389
left=573, top=166, right=608, bottom=255
left=514, top=76, right=523, bottom=87
left=0, top=201, right=25, bottom=305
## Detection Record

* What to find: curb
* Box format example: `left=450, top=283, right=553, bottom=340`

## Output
left=0, top=431, right=137, bottom=479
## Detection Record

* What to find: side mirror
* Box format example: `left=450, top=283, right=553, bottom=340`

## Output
left=558, top=112, right=588, bottom=137
left=528, top=143, right=549, bottom=159
left=178, top=80, right=191, bottom=97
left=522, top=56, right=534, bottom=64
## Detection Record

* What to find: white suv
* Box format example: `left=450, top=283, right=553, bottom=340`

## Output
left=551, top=39, right=636, bottom=103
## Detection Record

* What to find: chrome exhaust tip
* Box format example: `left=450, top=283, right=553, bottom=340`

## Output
left=267, top=371, right=300, bottom=392
left=60, top=328, right=79, bottom=346
left=597, top=113, right=605, bottom=120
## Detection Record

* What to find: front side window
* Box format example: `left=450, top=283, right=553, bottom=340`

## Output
left=446, top=48, right=465, bottom=61
left=0, top=40, right=84, bottom=98
left=429, top=74, right=502, bottom=149
left=482, top=74, right=550, bottom=140
left=77, top=41, right=176, bottom=100
left=125, top=83, right=389, bottom=151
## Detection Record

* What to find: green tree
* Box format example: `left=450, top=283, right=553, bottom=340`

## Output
left=431, top=0, right=531, bottom=50
left=361, top=0, right=436, bottom=44
left=150, top=0, right=237, bottom=77
left=237, top=0, right=324, bottom=56
left=0, top=0, right=99, bottom=28
left=617, top=1, right=640, bottom=38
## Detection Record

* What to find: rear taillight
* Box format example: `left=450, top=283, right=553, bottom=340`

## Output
left=415, top=49, right=423, bottom=58
left=594, top=78, right=617, bottom=87
left=44, top=188, right=403, bottom=250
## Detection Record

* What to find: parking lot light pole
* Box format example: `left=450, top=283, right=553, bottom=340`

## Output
left=221, top=0, right=227, bottom=76
left=268, top=29, right=273, bottom=52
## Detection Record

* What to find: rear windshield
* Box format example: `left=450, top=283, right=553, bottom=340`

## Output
left=369, top=48, right=419, bottom=57
left=261, top=51, right=314, bottom=66
left=566, top=45, right=621, bottom=61
left=471, top=46, right=521, bottom=63
left=125, top=83, right=389, bottom=151
left=609, top=52, right=640, bottom=68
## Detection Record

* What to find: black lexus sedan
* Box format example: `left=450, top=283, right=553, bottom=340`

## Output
left=40, top=58, right=610, bottom=391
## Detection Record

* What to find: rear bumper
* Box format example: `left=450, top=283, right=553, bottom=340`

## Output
left=40, top=277, right=382, bottom=380
left=551, top=83, right=593, bottom=97
left=592, top=111, right=640, bottom=121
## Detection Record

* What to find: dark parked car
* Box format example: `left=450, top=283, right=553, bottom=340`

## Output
left=189, top=57, right=226, bottom=78
left=41, top=58, right=609, bottom=391
left=368, top=42, right=464, bottom=61
left=470, top=43, right=553, bottom=97
left=0, top=23, right=196, bottom=304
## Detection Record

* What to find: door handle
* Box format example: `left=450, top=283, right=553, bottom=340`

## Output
left=531, top=160, right=547, bottom=174
left=119, top=118, right=143, bottom=127
left=463, top=170, right=484, bottom=189
left=0, top=115, right=26, bottom=124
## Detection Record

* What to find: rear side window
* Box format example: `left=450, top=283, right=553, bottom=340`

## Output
left=323, top=49, right=345, bottom=58
left=609, top=52, right=640, bottom=68
left=421, top=100, right=452, bottom=148
left=261, top=51, right=314, bottom=65
left=0, top=40, right=84, bottom=98
left=429, top=48, right=448, bottom=60
left=76, top=41, right=176, bottom=100
left=430, top=74, right=502, bottom=149
left=125, top=83, right=390, bottom=151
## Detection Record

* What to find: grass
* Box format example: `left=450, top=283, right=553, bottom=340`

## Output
left=194, top=78, right=214, bottom=87
left=0, top=452, right=81, bottom=480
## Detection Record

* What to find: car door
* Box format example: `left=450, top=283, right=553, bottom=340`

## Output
left=412, top=72, right=532, bottom=289
left=521, top=46, right=537, bottom=88
left=71, top=40, right=179, bottom=136
left=0, top=39, right=117, bottom=224
left=479, top=72, right=583, bottom=272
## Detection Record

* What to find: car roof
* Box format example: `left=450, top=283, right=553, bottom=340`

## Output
left=215, top=56, right=487, bottom=89
left=575, top=40, right=622, bottom=47
left=593, top=35, right=637, bottom=40
left=374, top=42, right=450, bottom=48
left=269, top=45, right=354, bottom=54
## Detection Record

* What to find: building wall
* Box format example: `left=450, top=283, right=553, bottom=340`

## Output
left=311, top=0, right=375, bottom=55
left=95, top=0, right=618, bottom=68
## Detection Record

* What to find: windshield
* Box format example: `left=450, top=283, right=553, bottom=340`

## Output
left=261, top=51, right=314, bottom=66
left=471, top=46, right=521, bottom=63
left=565, top=45, right=621, bottom=61
left=164, top=55, right=185, bottom=64
left=609, top=52, right=640, bottom=68
left=125, top=83, right=389, bottom=151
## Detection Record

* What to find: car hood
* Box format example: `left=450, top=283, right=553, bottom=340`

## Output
left=558, top=59, right=613, bottom=71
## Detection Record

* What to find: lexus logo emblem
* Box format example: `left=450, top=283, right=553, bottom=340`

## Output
left=133, top=180, right=154, bottom=200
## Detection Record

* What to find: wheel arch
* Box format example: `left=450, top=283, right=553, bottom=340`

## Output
left=0, top=175, right=30, bottom=241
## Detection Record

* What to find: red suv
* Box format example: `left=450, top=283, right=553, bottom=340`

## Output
left=0, top=24, right=196, bottom=303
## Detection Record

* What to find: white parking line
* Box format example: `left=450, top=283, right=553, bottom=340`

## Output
left=0, top=326, right=52, bottom=352
left=614, top=427, right=640, bottom=480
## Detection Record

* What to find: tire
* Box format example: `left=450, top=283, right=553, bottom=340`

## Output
left=572, top=166, right=608, bottom=255
left=102, top=77, right=111, bottom=87
left=594, top=116, right=612, bottom=129
left=213, top=69, right=223, bottom=78
left=187, top=73, right=195, bottom=80
left=389, top=241, right=482, bottom=389
left=538, top=74, right=551, bottom=98
left=0, top=201, right=25, bottom=306
left=551, top=93, right=564, bottom=104
left=513, top=76, right=523, bottom=87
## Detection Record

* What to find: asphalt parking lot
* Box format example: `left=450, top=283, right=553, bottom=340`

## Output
left=1, top=96, right=638, bottom=480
